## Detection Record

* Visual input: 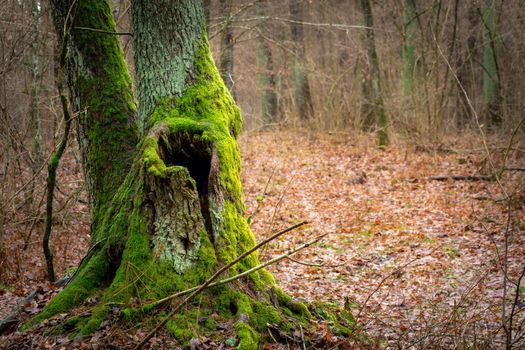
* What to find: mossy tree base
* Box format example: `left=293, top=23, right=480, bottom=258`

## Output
left=25, top=39, right=363, bottom=348
left=27, top=1, right=371, bottom=348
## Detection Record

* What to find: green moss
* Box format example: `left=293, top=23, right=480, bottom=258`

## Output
left=236, top=322, right=259, bottom=350
left=251, top=301, right=281, bottom=330
left=203, top=317, right=216, bottom=331
left=166, top=320, right=194, bottom=343
left=80, top=304, right=110, bottom=335
left=143, top=137, right=167, bottom=177
left=70, top=0, right=139, bottom=224
left=313, top=302, right=355, bottom=337
left=274, top=287, right=311, bottom=320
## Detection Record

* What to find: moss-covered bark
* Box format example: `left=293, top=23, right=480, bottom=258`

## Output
left=49, top=0, right=139, bottom=226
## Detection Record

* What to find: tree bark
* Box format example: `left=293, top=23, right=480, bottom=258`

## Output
left=360, top=0, right=388, bottom=146
left=256, top=0, right=278, bottom=125
left=289, top=0, right=314, bottom=121
left=219, top=0, right=236, bottom=97
left=482, top=0, right=501, bottom=125
left=48, top=0, right=139, bottom=228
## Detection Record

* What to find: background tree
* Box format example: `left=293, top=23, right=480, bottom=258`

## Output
left=219, top=0, right=236, bottom=97
left=289, top=0, right=314, bottom=121
left=402, top=0, right=417, bottom=98
left=359, top=0, right=388, bottom=146
left=29, top=0, right=43, bottom=176
left=482, top=0, right=501, bottom=125
left=256, top=0, right=278, bottom=125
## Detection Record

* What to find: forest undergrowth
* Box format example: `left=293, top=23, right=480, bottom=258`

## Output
left=0, top=129, right=523, bottom=349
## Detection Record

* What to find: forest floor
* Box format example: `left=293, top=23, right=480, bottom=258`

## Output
left=0, top=130, right=524, bottom=349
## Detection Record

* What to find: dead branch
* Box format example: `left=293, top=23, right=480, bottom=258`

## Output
left=151, top=232, right=327, bottom=308
left=428, top=175, right=495, bottom=181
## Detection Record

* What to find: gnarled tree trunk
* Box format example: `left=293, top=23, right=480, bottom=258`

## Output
left=33, top=1, right=313, bottom=348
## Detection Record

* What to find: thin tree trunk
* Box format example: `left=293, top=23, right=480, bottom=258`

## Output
left=289, top=0, right=314, bottom=121
left=256, top=0, right=278, bottom=125
left=360, top=0, right=388, bottom=146
left=30, top=0, right=43, bottom=172
left=219, top=0, right=236, bottom=97
left=482, top=0, right=501, bottom=125
left=402, top=0, right=417, bottom=97
left=43, top=37, right=72, bottom=282
left=455, top=2, right=480, bottom=127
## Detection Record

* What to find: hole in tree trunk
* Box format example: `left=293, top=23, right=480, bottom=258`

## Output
left=157, top=132, right=214, bottom=238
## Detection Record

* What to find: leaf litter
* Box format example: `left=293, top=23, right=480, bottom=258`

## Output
left=0, top=130, right=523, bottom=348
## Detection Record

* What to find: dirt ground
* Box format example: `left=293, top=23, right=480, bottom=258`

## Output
left=1, top=130, right=524, bottom=348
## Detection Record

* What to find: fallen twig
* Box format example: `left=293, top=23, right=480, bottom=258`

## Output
left=0, top=291, right=36, bottom=335
left=151, top=232, right=327, bottom=307
left=286, top=256, right=348, bottom=268
left=428, top=175, right=495, bottom=182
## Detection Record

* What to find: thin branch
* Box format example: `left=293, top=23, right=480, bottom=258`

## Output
left=73, top=26, right=132, bottom=36
left=286, top=256, right=348, bottom=268
left=210, top=15, right=372, bottom=32
left=356, top=254, right=423, bottom=322
left=428, top=175, right=495, bottom=182
left=151, top=233, right=327, bottom=307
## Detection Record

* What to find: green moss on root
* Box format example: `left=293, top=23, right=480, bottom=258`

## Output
left=236, top=322, right=259, bottom=350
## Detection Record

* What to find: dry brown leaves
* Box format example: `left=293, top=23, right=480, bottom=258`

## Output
left=240, top=130, right=525, bottom=348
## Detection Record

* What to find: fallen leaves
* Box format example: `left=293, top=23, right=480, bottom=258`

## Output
left=240, top=130, right=525, bottom=348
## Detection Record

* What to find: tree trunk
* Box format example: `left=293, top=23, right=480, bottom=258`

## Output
left=256, top=0, right=278, bottom=125
left=33, top=1, right=311, bottom=347
left=402, top=0, right=417, bottom=97
left=203, top=0, right=211, bottom=29
left=48, top=0, right=139, bottom=229
left=219, top=0, right=236, bottom=97
left=360, top=0, right=388, bottom=146
left=289, top=0, right=314, bottom=121
left=29, top=0, right=43, bottom=173
left=482, top=0, right=501, bottom=125
left=455, top=2, right=480, bottom=127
